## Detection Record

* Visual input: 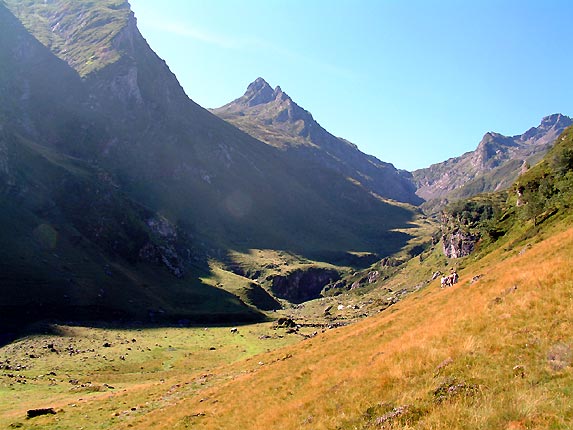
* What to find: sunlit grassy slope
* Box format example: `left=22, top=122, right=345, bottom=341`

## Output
left=4, top=216, right=571, bottom=429
left=131, top=223, right=573, bottom=430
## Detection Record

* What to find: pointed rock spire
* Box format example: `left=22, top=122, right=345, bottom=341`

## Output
left=242, top=77, right=275, bottom=106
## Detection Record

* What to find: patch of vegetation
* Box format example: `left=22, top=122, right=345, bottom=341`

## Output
left=439, top=126, right=573, bottom=258
left=4, top=0, right=131, bottom=76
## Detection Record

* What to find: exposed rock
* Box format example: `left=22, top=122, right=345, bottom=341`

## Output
left=380, top=257, right=401, bottom=267
left=350, top=281, right=361, bottom=289
left=375, top=405, right=408, bottom=426
left=321, top=279, right=348, bottom=296
left=442, top=228, right=479, bottom=258
left=212, top=78, right=422, bottom=205
left=367, top=271, right=380, bottom=284
left=270, top=268, right=341, bottom=303
left=275, top=317, right=297, bottom=328
left=413, top=114, right=572, bottom=209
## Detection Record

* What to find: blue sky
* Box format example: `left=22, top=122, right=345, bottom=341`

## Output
left=129, top=0, right=573, bottom=171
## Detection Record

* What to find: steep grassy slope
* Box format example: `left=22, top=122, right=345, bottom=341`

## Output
left=0, top=130, right=265, bottom=329
left=3, top=216, right=571, bottom=429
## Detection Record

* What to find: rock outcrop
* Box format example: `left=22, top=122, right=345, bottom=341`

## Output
left=270, top=268, right=341, bottom=304
left=442, top=229, right=479, bottom=259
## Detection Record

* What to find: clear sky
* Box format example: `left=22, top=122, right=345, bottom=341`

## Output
left=129, top=0, right=573, bottom=171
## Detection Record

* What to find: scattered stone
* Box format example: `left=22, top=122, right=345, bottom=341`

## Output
left=433, top=379, right=479, bottom=403
left=102, top=342, right=112, bottom=348
left=375, top=405, right=408, bottom=426
left=276, top=317, right=297, bottom=328
left=367, top=271, right=380, bottom=284
left=547, top=343, right=572, bottom=371
left=469, top=274, right=483, bottom=284
left=27, top=408, right=56, bottom=418
left=434, top=357, right=453, bottom=375
left=513, top=365, right=526, bottom=378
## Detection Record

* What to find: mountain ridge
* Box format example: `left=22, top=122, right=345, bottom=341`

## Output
left=0, top=0, right=421, bottom=327
left=413, top=113, right=572, bottom=206
left=212, top=77, right=422, bottom=205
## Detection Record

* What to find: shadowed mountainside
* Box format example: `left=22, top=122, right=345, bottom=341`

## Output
left=0, top=0, right=420, bottom=328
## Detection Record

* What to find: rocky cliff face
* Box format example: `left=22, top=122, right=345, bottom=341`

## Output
left=413, top=114, right=572, bottom=207
left=441, top=229, right=479, bottom=259
left=212, top=78, right=422, bottom=205
left=270, top=268, right=341, bottom=304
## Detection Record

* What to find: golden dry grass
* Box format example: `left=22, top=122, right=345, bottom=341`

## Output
left=122, top=227, right=573, bottom=430
left=5, top=227, right=573, bottom=429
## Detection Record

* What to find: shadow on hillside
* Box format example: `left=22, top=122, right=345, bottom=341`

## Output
left=0, top=313, right=267, bottom=349
left=0, top=267, right=269, bottom=347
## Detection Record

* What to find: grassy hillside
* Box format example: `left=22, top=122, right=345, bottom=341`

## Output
left=2, top=127, right=572, bottom=428
left=4, top=0, right=131, bottom=76
left=0, top=129, right=267, bottom=330
left=2, top=215, right=571, bottom=429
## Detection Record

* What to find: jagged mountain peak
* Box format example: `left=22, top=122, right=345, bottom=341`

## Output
left=541, top=112, right=569, bottom=127
left=519, top=113, right=572, bottom=143
left=243, top=77, right=275, bottom=106
left=413, top=113, right=572, bottom=205
left=236, top=78, right=294, bottom=108
left=212, top=79, right=422, bottom=205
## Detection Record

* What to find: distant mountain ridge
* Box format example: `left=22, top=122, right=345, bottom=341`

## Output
left=413, top=113, right=572, bottom=206
left=212, top=78, right=422, bottom=205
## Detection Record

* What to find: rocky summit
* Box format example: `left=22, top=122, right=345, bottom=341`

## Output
left=213, top=78, right=422, bottom=205
left=413, top=113, right=572, bottom=208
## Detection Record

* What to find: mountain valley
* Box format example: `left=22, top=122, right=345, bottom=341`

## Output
left=1, top=1, right=572, bottom=429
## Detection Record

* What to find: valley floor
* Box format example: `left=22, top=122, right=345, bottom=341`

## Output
left=2, top=226, right=573, bottom=429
